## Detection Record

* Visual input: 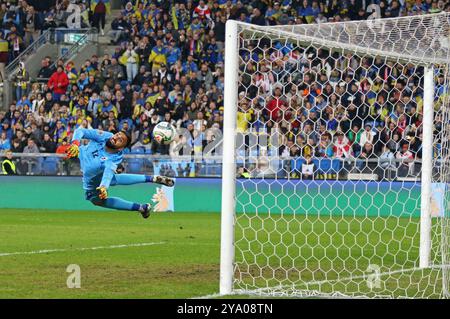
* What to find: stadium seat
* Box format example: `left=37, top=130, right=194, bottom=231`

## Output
left=211, top=164, right=221, bottom=176
left=318, top=159, right=332, bottom=173
left=130, top=146, right=145, bottom=154
left=294, top=159, right=305, bottom=171
left=312, top=159, right=320, bottom=171
left=237, top=149, right=246, bottom=156
left=126, top=159, right=144, bottom=174
left=249, top=148, right=259, bottom=157
left=41, top=158, right=59, bottom=175
left=331, top=159, right=343, bottom=173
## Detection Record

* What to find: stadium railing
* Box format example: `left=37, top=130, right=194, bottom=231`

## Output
left=2, top=28, right=98, bottom=109
left=47, top=28, right=99, bottom=72
left=0, top=153, right=433, bottom=181
left=5, top=28, right=96, bottom=79
left=5, top=30, right=52, bottom=77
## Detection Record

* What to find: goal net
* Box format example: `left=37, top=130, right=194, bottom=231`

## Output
left=220, top=13, right=450, bottom=298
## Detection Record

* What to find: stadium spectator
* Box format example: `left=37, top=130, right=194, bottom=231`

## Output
left=39, top=132, right=56, bottom=153
left=396, top=142, right=415, bottom=176
left=149, top=38, right=167, bottom=76
left=55, top=137, right=70, bottom=155
left=109, top=12, right=130, bottom=44
left=55, top=137, right=71, bottom=175
left=10, top=138, right=24, bottom=153
left=47, top=66, right=69, bottom=101
left=237, top=166, right=250, bottom=178
left=21, top=137, right=39, bottom=173
left=193, top=0, right=212, bottom=21
left=250, top=7, right=266, bottom=26
left=6, top=25, right=24, bottom=61
left=357, top=142, right=377, bottom=171
left=379, top=145, right=396, bottom=179
left=301, top=155, right=315, bottom=180
left=1, top=149, right=16, bottom=174
left=23, top=6, right=41, bottom=46
left=359, top=123, right=375, bottom=148
left=0, top=119, right=12, bottom=139
left=37, top=58, right=54, bottom=79
left=0, top=31, right=8, bottom=82
left=122, top=42, right=139, bottom=82
left=23, top=137, right=38, bottom=152
left=333, top=132, right=353, bottom=159
left=92, top=0, right=107, bottom=35
left=0, top=130, right=10, bottom=150
left=12, top=62, right=29, bottom=101
left=102, top=57, right=125, bottom=85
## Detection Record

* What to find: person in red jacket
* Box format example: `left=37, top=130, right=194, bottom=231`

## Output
left=266, top=87, right=285, bottom=122
left=47, top=66, right=69, bottom=101
left=193, top=0, right=211, bottom=21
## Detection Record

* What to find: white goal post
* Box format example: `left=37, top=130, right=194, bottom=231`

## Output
left=220, top=13, right=450, bottom=298
left=220, top=19, right=239, bottom=295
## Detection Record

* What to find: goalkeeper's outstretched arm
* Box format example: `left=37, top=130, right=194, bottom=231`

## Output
left=101, top=161, right=118, bottom=188
left=97, top=160, right=119, bottom=199
left=67, top=129, right=112, bottom=158
left=72, top=128, right=110, bottom=143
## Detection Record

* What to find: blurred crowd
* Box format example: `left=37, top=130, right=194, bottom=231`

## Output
left=0, top=0, right=97, bottom=81
left=0, top=0, right=449, bottom=176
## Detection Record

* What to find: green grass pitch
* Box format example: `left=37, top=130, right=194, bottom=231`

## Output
left=0, top=209, right=221, bottom=298
left=0, top=209, right=443, bottom=298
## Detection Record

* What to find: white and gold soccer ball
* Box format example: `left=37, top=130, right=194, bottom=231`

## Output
left=153, top=121, right=177, bottom=145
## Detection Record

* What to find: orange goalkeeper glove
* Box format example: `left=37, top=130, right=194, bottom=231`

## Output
left=66, top=140, right=80, bottom=158
left=96, top=186, right=108, bottom=200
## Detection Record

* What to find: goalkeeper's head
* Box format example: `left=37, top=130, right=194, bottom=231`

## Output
left=122, top=130, right=132, bottom=148
left=106, top=130, right=132, bottom=151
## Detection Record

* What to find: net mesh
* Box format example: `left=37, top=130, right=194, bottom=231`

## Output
left=231, top=13, right=450, bottom=298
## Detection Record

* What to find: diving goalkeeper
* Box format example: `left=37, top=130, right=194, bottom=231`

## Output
left=66, top=128, right=174, bottom=218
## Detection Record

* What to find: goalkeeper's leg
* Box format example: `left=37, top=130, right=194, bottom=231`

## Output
left=85, top=191, right=153, bottom=219
left=110, top=174, right=175, bottom=187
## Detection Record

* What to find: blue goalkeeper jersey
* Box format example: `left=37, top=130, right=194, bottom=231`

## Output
left=71, top=128, right=123, bottom=190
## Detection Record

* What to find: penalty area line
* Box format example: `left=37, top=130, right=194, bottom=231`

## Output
left=0, top=242, right=167, bottom=257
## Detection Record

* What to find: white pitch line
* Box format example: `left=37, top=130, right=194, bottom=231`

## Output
left=0, top=242, right=166, bottom=257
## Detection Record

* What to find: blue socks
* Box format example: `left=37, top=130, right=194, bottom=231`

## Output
left=100, top=197, right=143, bottom=211
left=110, top=174, right=153, bottom=186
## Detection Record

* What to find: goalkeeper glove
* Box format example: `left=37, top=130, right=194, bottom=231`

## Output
left=96, top=186, right=108, bottom=200
left=66, top=140, right=80, bottom=158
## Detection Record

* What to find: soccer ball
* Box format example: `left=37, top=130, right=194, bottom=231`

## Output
left=153, top=122, right=177, bottom=145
